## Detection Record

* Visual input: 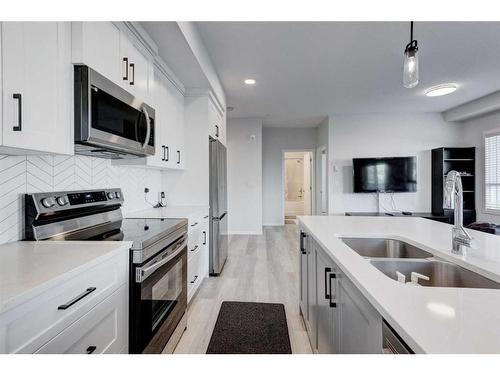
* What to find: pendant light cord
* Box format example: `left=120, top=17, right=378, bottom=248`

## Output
left=410, top=21, right=413, bottom=42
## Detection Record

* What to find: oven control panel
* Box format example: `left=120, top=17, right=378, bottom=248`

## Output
left=29, top=188, right=124, bottom=213
left=68, top=191, right=108, bottom=205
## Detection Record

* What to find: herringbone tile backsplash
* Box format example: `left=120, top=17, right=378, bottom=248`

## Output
left=0, top=155, right=163, bottom=245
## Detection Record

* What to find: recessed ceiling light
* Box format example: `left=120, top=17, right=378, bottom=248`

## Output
left=244, top=79, right=256, bottom=85
left=425, top=84, right=458, bottom=97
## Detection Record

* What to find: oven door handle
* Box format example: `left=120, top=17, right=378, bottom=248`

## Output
left=135, top=237, right=187, bottom=283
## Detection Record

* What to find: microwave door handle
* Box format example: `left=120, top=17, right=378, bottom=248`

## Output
left=141, top=106, right=151, bottom=149
left=135, top=237, right=187, bottom=283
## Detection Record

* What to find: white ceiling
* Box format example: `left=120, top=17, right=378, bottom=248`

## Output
left=195, top=22, right=500, bottom=126
left=141, top=22, right=209, bottom=89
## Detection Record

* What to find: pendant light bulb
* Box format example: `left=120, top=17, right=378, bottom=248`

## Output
left=403, top=22, right=419, bottom=89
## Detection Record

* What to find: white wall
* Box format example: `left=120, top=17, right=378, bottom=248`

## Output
left=227, top=118, right=263, bottom=234
left=463, top=111, right=500, bottom=224
left=330, top=114, right=465, bottom=214
left=316, top=117, right=334, bottom=214
left=262, top=128, right=318, bottom=225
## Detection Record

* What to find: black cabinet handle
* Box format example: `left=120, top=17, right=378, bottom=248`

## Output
left=329, top=273, right=337, bottom=308
left=165, top=146, right=169, bottom=161
left=13, top=93, right=22, bottom=131
left=204, top=215, right=209, bottom=219
left=86, top=346, right=97, bottom=354
left=177, top=150, right=180, bottom=164
left=129, top=63, right=135, bottom=85
left=190, top=275, right=198, bottom=284
left=203, top=231, right=207, bottom=245
left=215, top=125, right=219, bottom=137
left=324, top=267, right=332, bottom=299
left=122, top=57, right=129, bottom=80
left=300, top=232, right=307, bottom=254
left=190, top=222, right=198, bottom=227
left=162, top=145, right=166, bottom=161
left=58, top=287, right=96, bottom=310
left=190, top=245, right=198, bottom=252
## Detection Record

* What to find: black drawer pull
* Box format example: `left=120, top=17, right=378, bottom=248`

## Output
left=177, top=150, right=181, bottom=164
left=58, top=287, right=96, bottom=310
left=129, top=63, right=135, bottom=85
left=86, top=345, right=97, bottom=354
left=190, top=245, right=198, bottom=252
left=300, top=232, right=307, bottom=254
left=13, top=93, right=22, bottom=131
left=190, top=222, right=198, bottom=227
left=215, top=125, right=219, bottom=137
left=204, top=215, right=209, bottom=219
left=329, top=273, right=337, bottom=308
left=166, top=146, right=169, bottom=161
left=203, top=231, right=207, bottom=245
left=122, top=57, right=129, bottom=80
left=162, top=145, right=166, bottom=161
left=324, top=267, right=332, bottom=299
left=190, top=275, right=198, bottom=284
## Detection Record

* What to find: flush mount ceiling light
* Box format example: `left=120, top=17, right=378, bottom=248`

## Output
left=425, top=84, right=458, bottom=97
left=403, top=21, right=419, bottom=89
left=244, top=78, right=256, bottom=85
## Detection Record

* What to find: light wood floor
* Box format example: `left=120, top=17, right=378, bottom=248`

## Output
left=173, top=224, right=313, bottom=354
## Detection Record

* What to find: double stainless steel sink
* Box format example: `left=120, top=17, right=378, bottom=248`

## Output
left=341, top=237, right=500, bottom=289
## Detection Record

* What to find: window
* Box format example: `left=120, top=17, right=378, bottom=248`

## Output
left=484, top=131, right=500, bottom=213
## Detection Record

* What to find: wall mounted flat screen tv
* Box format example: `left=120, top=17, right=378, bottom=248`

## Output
left=353, top=156, right=417, bottom=193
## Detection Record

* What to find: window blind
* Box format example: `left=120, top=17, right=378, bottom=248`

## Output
left=485, top=132, right=500, bottom=212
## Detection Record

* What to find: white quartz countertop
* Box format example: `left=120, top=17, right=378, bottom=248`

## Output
left=298, top=216, right=500, bottom=354
left=126, top=205, right=209, bottom=219
left=0, top=241, right=132, bottom=314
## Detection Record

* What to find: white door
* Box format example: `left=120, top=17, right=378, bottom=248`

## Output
left=2, top=22, right=72, bottom=154
left=303, top=152, right=312, bottom=215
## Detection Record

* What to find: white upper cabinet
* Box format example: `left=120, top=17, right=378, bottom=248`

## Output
left=0, top=22, right=73, bottom=155
left=72, top=22, right=153, bottom=105
left=208, top=99, right=226, bottom=146
left=119, top=33, right=153, bottom=103
left=71, top=22, right=121, bottom=84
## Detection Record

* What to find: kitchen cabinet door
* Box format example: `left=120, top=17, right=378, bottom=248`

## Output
left=120, top=34, right=152, bottom=103
left=71, top=22, right=121, bottom=84
left=306, top=236, right=317, bottom=350
left=1, top=22, right=73, bottom=155
left=315, top=246, right=337, bottom=354
left=337, top=272, right=382, bottom=354
left=299, top=231, right=308, bottom=320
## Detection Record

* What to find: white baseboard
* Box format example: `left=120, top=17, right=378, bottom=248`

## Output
left=228, top=230, right=263, bottom=235
left=263, top=223, right=284, bottom=226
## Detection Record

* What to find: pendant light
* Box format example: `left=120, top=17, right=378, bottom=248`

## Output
left=403, top=21, right=419, bottom=88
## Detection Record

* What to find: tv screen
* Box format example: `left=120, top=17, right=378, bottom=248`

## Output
left=353, top=157, right=417, bottom=193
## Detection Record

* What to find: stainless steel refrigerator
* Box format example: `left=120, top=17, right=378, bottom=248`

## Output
left=209, top=138, right=228, bottom=275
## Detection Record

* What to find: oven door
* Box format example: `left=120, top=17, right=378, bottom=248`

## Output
left=130, top=234, right=187, bottom=354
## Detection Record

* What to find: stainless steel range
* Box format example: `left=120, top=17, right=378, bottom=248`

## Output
left=24, top=188, right=188, bottom=354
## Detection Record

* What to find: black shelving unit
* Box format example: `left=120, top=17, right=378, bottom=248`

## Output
left=431, top=147, right=476, bottom=226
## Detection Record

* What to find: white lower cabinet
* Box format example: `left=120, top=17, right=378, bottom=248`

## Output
left=0, top=250, right=128, bottom=354
left=36, top=284, right=128, bottom=354
left=299, top=228, right=383, bottom=354
left=187, top=210, right=209, bottom=303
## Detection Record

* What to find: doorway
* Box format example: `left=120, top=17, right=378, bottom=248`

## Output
left=284, top=151, right=313, bottom=224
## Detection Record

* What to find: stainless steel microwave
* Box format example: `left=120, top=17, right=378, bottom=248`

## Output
left=74, top=65, right=155, bottom=159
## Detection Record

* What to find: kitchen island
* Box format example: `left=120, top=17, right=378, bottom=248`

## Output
left=298, top=216, right=500, bottom=354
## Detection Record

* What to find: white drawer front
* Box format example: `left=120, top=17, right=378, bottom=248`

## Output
left=36, top=284, right=128, bottom=354
left=0, top=250, right=128, bottom=353
left=188, top=226, right=201, bottom=259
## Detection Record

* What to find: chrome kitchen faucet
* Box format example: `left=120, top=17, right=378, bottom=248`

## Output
left=444, top=170, right=475, bottom=253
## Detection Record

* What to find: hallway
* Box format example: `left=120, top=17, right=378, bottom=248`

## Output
left=174, top=225, right=313, bottom=354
